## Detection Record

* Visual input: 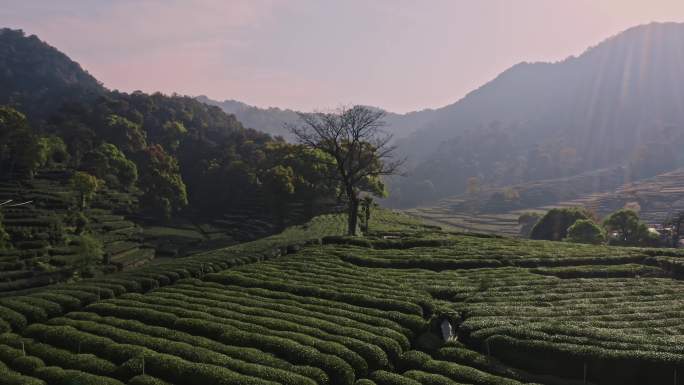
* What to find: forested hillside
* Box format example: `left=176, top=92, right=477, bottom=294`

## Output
left=0, top=28, right=105, bottom=122
left=0, top=28, right=340, bottom=291
left=386, top=22, right=684, bottom=207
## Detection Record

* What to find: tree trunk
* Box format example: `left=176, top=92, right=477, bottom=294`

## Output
left=347, top=195, right=359, bottom=236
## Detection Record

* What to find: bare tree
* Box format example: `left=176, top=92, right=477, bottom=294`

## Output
left=289, top=106, right=403, bottom=236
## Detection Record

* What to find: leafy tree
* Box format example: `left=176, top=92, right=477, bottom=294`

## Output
left=262, top=165, right=295, bottom=196
left=530, top=207, right=590, bottom=241
left=604, top=209, right=659, bottom=246
left=264, top=143, right=339, bottom=217
left=49, top=117, right=97, bottom=166
left=565, top=219, right=606, bottom=244
left=70, top=171, right=101, bottom=210
left=261, top=165, right=296, bottom=227
left=0, top=106, right=46, bottom=177
left=161, top=120, right=188, bottom=152
left=104, top=114, right=147, bottom=154
left=603, top=209, right=640, bottom=244
left=37, top=135, right=69, bottom=167
left=82, top=143, right=138, bottom=189
left=665, top=211, right=684, bottom=247
left=138, top=144, right=188, bottom=219
left=291, top=106, right=403, bottom=235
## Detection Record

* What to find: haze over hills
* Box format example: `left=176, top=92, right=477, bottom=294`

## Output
left=387, top=22, right=684, bottom=207
left=196, top=95, right=436, bottom=142
left=196, top=22, right=684, bottom=209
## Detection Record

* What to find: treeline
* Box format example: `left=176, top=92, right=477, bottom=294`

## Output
left=1, top=93, right=338, bottom=221
left=522, top=207, right=663, bottom=247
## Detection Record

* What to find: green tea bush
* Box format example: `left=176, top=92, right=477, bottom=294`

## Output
left=33, top=366, right=124, bottom=385
left=369, top=370, right=421, bottom=385
left=11, top=355, right=44, bottom=375
left=402, top=371, right=457, bottom=385
left=220, top=329, right=355, bottom=385
left=127, top=375, right=172, bottom=385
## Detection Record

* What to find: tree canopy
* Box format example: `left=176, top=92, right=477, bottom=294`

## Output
left=291, top=106, right=403, bottom=235
left=530, top=208, right=591, bottom=241
left=603, top=209, right=658, bottom=246
left=70, top=171, right=101, bottom=210
left=565, top=219, right=606, bottom=245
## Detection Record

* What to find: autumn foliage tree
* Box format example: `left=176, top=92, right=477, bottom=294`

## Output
left=291, top=106, right=403, bottom=235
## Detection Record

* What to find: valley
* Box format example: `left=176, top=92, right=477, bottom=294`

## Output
left=2, top=8, right=684, bottom=385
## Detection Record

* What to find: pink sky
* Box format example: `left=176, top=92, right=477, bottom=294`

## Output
left=2, top=0, right=684, bottom=113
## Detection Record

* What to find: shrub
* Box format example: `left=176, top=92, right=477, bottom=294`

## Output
left=0, top=299, right=47, bottom=323
left=369, top=370, right=421, bottom=385
left=127, top=375, right=172, bottom=385
left=530, top=208, right=590, bottom=241
left=402, top=371, right=455, bottom=385
left=11, top=355, right=45, bottom=374
left=33, top=366, right=124, bottom=385
left=565, top=219, right=606, bottom=245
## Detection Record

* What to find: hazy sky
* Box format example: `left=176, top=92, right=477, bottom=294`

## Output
left=2, top=0, right=684, bottom=113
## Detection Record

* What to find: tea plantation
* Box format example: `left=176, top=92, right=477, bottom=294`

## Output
left=0, top=210, right=683, bottom=385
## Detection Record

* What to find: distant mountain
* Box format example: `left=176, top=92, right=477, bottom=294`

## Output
left=196, top=95, right=434, bottom=142
left=195, top=96, right=301, bottom=140
left=199, top=23, right=684, bottom=208
left=0, top=28, right=105, bottom=121
left=386, top=22, right=684, bottom=207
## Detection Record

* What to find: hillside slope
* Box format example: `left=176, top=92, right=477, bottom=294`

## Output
left=0, top=28, right=105, bottom=122
left=0, top=29, right=341, bottom=292
left=388, top=22, right=684, bottom=207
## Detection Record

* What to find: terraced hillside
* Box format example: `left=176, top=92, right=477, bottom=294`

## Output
left=0, top=210, right=683, bottom=384
left=0, top=168, right=326, bottom=295
left=408, top=167, right=684, bottom=236
left=0, top=170, right=149, bottom=294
